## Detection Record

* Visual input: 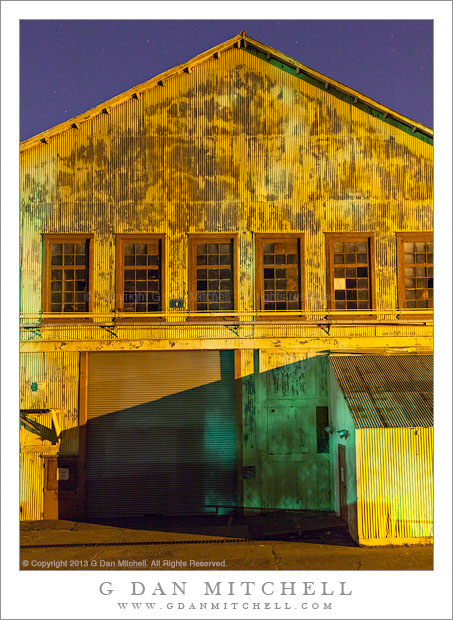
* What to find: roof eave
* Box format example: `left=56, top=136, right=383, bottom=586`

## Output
left=20, top=31, right=433, bottom=153
left=20, top=32, right=245, bottom=153
left=243, top=34, right=432, bottom=138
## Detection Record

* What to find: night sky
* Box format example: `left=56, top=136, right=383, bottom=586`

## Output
left=20, top=20, right=433, bottom=143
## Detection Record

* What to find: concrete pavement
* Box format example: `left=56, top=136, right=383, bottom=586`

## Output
left=20, top=520, right=433, bottom=571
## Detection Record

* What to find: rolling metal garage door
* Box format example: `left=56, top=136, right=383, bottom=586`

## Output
left=86, top=351, right=237, bottom=519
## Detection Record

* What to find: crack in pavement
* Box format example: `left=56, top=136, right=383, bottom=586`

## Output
left=270, top=544, right=281, bottom=570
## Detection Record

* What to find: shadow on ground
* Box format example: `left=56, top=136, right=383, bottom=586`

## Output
left=21, top=511, right=356, bottom=547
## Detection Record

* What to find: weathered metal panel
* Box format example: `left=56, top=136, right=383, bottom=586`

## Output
left=257, top=352, right=332, bottom=510
left=235, top=349, right=258, bottom=509
left=261, top=456, right=331, bottom=510
left=356, top=427, right=433, bottom=541
left=20, top=45, right=432, bottom=333
left=20, top=335, right=434, bottom=356
left=260, top=351, right=328, bottom=398
left=330, top=354, right=433, bottom=428
left=329, top=365, right=359, bottom=541
left=20, top=451, right=46, bottom=520
left=20, top=33, right=432, bottom=155
left=19, top=36, right=433, bottom=521
left=20, top=352, right=80, bottom=520
left=20, top=322, right=433, bottom=345
left=20, top=352, right=80, bottom=455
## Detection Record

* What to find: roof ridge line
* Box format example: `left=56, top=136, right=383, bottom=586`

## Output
left=20, top=32, right=244, bottom=152
left=20, top=31, right=432, bottom=153
left=242, top=33, right=432, bottom=138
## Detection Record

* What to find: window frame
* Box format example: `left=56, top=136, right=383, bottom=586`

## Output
left=115, top=234, right=166, bottom=317
left=325, top=232, right=376, bottom=316
left=188, top=233, right=238, bottom=317
left=42, top=234, right=94, bottom=316
left=255, top=233, right=305, bottom=318
left=396, top=231, right=433, bottom=314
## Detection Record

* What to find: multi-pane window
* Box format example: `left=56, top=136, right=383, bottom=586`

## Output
left=326, top=234, right=374, bottom=312
left=189, top=236, right=236, bottom=312
left=256, top=235, right=304, bottom=312
left=43, top=236, right=92, bottom=313
left=117, top=236, right=164, bottom=313
left=397, top=233, right=433, bottom=310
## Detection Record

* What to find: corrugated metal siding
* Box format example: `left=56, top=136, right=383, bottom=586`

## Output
left=20, top=45, right=432, bottom=328
left=85, top=351, right=237, bottom=518
left=259, top=350, right=328, bottom=398
left=20, top=40, right=432, bottom=522
left=330, top=354, right=433, bottom=428
left=20, top=352, right=80, bottom=454
left=20, top=452, right=43, bottom=520
left=20, top=450, right=59, bottom=521
left=20, top=323, right=434, bottom=347
left=356, top=427, right=433, bottom=540
left=20, top=352, right=80, bottom=520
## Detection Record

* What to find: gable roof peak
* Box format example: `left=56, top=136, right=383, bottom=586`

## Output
left=20, top=31, right=432, bottom=152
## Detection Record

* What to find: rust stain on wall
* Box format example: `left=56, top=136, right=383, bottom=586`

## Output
left=20, top=36, right=432, bottom=527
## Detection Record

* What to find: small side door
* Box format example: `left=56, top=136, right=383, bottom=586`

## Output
left=43, top=456, right=79, bottom=520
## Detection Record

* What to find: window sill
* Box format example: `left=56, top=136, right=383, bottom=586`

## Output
left=255, top=313, right=306, bottom=322
left=396, top=311, right=433, bottom=321
left=40, top=316, right=94, bottom=324
left=113, top=315, right=165, bottom=324
left=325, top=312, right=377, bottom=321
left=186, top=314, right=239, bottom=322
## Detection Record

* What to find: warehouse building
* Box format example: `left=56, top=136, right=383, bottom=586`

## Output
left=20, top=32, right=433, bottom=546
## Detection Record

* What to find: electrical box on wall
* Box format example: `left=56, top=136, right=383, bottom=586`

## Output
left=57, top=468, right=70, bottom=481
left=243, top=466, right=256, bottom=479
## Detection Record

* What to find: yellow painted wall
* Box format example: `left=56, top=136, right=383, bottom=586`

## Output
left=356, top=427, right=433, bottom=543
left=19, top=42, right=433, bottom=522
left=20, top=352, right=80, bottom=520
left=20, top=46, right=432, bottom=343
